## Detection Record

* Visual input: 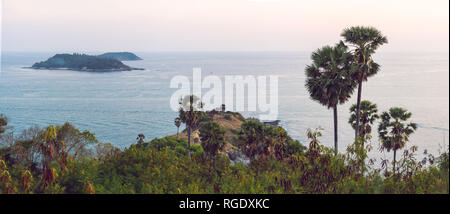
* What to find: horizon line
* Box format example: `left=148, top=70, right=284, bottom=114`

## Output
left=2, top=50, right=449, bottom=54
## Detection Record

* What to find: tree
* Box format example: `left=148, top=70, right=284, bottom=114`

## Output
left=178, top=95, right=205, bottom=158
left=378, top=107, right=417, bottom=175
left=238, top=120, right=264, bottom=163
left=0, top=125, right=42, bottom=170
left=305, top=44, right=357, bottom=154
left=221, top=104, right=226, bottom=112
left=136, top=134, right=145, bottom=145
left=349, top=100, right=379, bottom=142
left=37, top=126, right=68, bottom=192
left=238, top=120, right=293, bottom=163
left=341, top=26, right=388, bottom=141
left=272, top=127, right=288, bottom=160
left=0, top=159, right=16, bottom=194
left=56, top=122, right=98, bottom=159
left=95, top=142, right=120, bottom=160
left=0, top=114, right=8, bottom=139
left=174, top=117, right=181, bottom=138
left=199, top=121, right=225, bottom=159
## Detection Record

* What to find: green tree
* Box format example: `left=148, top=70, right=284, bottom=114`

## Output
left=37, top=126, right=67, bottom=192
left=305, top=44, right=357, bottom=154
left=238, top=120, right=264, bottom=163
left=136, top=134, right=145, bottom=145
left=199, top=121, right=226, bottom=159
left=178, top=95, right=205, bottom=158
left=349, top=100, right=379, bottom=142
left=56, top=122, right=98, bottom=159
left=0, top=114, right=7, bottom=139
left=378, top=107, right=417, bottom=175
left=237, top=120, right=292, bottom=163
left=341, top=26, right=388, bottom=141
left=174, top=117, right=181, bottom=138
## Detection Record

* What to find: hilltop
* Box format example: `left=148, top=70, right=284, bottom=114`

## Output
left=98, top=52, right=143, bottom=61
left=166, top=111, right=285, bottom=162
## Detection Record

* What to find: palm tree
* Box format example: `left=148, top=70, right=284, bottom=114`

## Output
left=0, top=114, right=7, bottom=138
left=174, top=117, right=181, bottom=138
left=136, top=133, right=145, bottom=144
left=378, top=107, right=417, bottom=175
left=178, top=95, right=205, bottom=158
left=273, top=126, right=289, bottom=160
left=305, top=44, right=357, bottom=155
left=199, top=121, right=226, bottom=159
left=349, top=100, right=379, bottom=142
left=341, top=26, right=388, bottom=141
left=238, top=120, right=264, bottom=163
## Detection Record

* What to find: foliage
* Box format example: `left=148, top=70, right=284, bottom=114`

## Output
left=378, top=107, right=417, bottom=174
left=56, top=122, right=98, bottom=159
left=199, top=121, right=226, bottom=159
left=0, top=114, right=7, bottom=137
left=142, top=137, right=204, bottom=158
left=97, top=52, right=142, bottom=61
left=305, top=43, right=357, bottom=154
left=238, top=120, right=305, bottom=165
left=178, top=95, right=206, bottom=157
left=349, top=100, right=379, bottom=139
left=341, top=26, right=388, bottom=141
left=305, top=44, right=357, bottom=109
left=341, top=26, right=388, bottom=82
left=0, top=120, right=447, bottom=194
left=174, top=117, right=181, bottom=138
left=136, top=134, right=145, bottom=144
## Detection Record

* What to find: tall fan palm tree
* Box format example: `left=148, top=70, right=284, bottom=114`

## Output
left=305, top=44, right=357, bottom=155
left=174, top=117, right=181, bottom=138
left=378, top=107, right=417, bottom=175
left=341, top=26, right=388, bottom=141
left=349, top=100, right=379, bottom=142
left=178, top=95, right=205, bottom=158
left=199, top=121, right=226, bottom=160
left=238, top=120, right=264, bottom=163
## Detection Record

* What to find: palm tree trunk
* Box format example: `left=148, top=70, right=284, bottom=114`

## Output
left=176, top=127, right=179, bottom=138
left=187, top=126, right=191, bottom=158
left=355, top=80, right=362, bottom=141
left=333, top=106, right=338, bottom=155
left=393, top=149, right=397, bottom=176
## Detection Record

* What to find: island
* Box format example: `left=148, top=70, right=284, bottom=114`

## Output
left=31, top=53, right=143, bottom=72
left=97, top=52, right=142, bottom=61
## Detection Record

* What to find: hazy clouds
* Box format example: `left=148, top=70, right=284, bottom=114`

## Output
left=1, top=0, right=449, bottom=52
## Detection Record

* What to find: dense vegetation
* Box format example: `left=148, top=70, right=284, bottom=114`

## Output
left=32, top=53, right=135, bottom=71
left=97, top=52, right=142, bottom=61
left=0, top=112, right=448, bottom=194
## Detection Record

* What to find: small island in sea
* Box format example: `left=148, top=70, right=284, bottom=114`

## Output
left=31, top=53, right=143, bottom=72
left=98, top=52, right=143, bottom=61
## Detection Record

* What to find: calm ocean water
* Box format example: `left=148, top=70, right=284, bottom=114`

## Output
left=0, top=51, right=448, bottom=160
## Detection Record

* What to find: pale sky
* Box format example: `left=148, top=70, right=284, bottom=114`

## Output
left=1, top=0, right=449, bottom=52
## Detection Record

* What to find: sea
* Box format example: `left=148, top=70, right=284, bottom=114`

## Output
left=1, top=51, right=448, bottom=161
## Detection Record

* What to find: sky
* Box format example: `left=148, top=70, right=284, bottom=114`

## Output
left=1, top=0, right=449, bottom=52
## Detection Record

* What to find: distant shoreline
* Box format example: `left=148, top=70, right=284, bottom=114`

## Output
left=22, top=66, right=145, bottom=72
